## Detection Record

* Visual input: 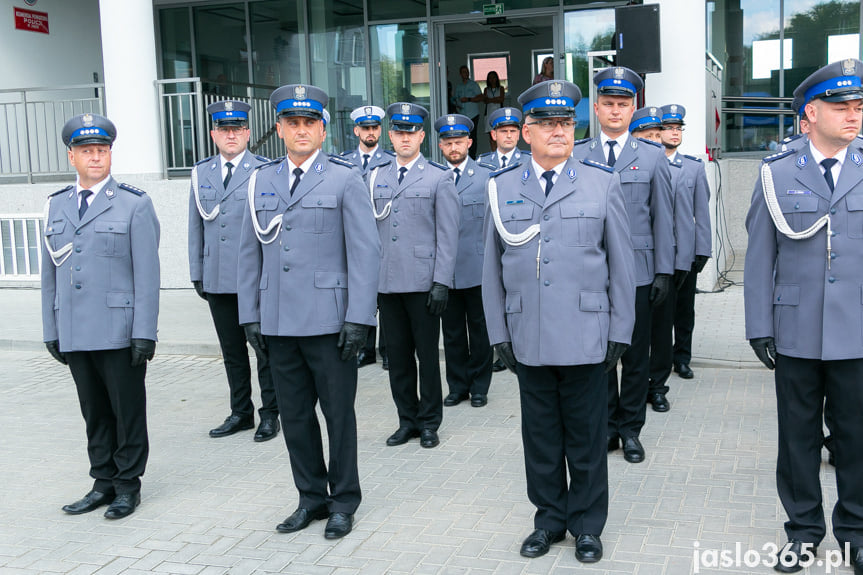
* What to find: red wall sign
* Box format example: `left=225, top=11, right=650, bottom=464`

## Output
left=14, top=7, right=49, bottom=34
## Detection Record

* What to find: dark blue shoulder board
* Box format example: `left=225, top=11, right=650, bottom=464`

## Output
left=489, top=162, right=520, bottom=178
left=637, top=137, right=662, bottom=148
left=682, top=153, right=703, bottom=163
left=762, top=149, right=794, bottom=164
left=340, top=150, right=353, bottom=156
left=118, top=183, right=145, bottom=196
left=254, top=154, right=270, bottom=163
left=581, top=158, right=614, bottom=173
left=195, top=155, right=216, bottom=166
left=384, top=150, right=396, bottom=157
left=50, top=184, right=74, bottom=197
left=256, top=158, right=282, bottom=171
left=477, top=162, right=496, bottom=171
left=427, top=160, right=447, bottom=170
left=328, top=155, right=354, bottom=168
left=573, top=138, right=592, bottom=147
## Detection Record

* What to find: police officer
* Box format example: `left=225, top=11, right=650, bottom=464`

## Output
left=628, top=106, right=663, bottom=144
left=189, top=100, right=279, bottom=442
left=434, top=113, right=494, bottom=408
left=573, top=66, right=674, bottom=464
left=371, top=102, right=459, bottom=449
left=745, top=59, right=863, bottom=574
left=483, top=80, right=634, bottom=561
left=43, top=113, right=160, bottom=520
left=342, top=105, right=390, bottom=369
left=478, top=107, right=530, bottom=170
left=237, top=84, right=380, bottom=539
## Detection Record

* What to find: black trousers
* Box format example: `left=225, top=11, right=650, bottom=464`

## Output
left=441, top=285, right=492, bottom=396
left=672, top=266, right=698, bottom=366
left=516, top=362, right=608, bottom=536
left=775, top=355, right=863, bottom=547
left=468, top=116, right=479, bottom=159
left=648, top=281, right=678, bottom=395
left=207, top=293, right=277, bottom=419
left=362, top=304, right=387, bottom=358
left=608, top=285, right=651, bottom=438
left=66, top=348, right=148, bottom=495
left=268, top=333, right=361, bottom=514
left=378, top=292, right=443, bottom=431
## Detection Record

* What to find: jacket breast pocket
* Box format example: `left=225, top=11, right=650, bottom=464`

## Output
left=407, top=187, right=431, bottom=216
left=106, top=291, right=134, bottom=343
left=772, top=284, right=799, bottom=350
left=44, top=219, right=67, bottom=251
left=778, top=195, right=821, bottom=234
left=373, top=186, right=392, bottom=213
left=845, top=194, right=863, bottom=239
left=301, top=194, right=338, bottom=233
left=620, top=169, right=652, bottom=204
left=462, top=193, right=485, bottom=220
left=199, top=187, right=216, bottom=201
left=499, top=203, right=535, bottom=241
left=94, top=221, right=129, bottom=257
left=560, top=202, right=601, bottom=246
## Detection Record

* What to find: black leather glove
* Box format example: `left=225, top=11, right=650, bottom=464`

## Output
left=192, top=280, right=206, bottom=300
left=130, top=339, right=156, bottom=367
left=693, top=255, right=710, bottom=274
left=673, top=269, right=689, bottom=290
left=649, top=273, right=671, bottom=307
left=750, top=336, right=776, bottom=370
left=45, top=340, right=67, bottom=365
left=603, top=341, right=629, bottom=372
left=243, top=322, right=266, bottom=355
left=337, top=322, right=369, bottom=361
left=426, top=282, right=449, bottom=316
left=494, top=342, right=517, bottom=373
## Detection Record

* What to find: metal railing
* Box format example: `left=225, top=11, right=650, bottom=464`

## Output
left=0, top=84, right=104, bottom=182
left=156, top=78, right=281, bottom=177
left=0, top=214, right=43, bottom=278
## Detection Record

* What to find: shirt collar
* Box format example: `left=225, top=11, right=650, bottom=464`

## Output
left=600, top=130, right=629, bottom=150
left=447, top=158, right=469, bottom=172
left=287, top=151, right=320, bottom=176
left=498, top=149, right=514, bottom=163
left=808, top=143, right=847, bottom=170
left=396, top=153, right=421, bottom=172
left=531, top=158, right=566, bottom=186
left=76, top=175, right=110, bottom=197
left=359, top=145, right=378, bottom=157
left=667, top=151, right=678, bottom=164
left=220, top=151, right=244, bottom=169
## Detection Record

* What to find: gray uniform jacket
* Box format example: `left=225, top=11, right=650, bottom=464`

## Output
left=341, top=148, right=391, bottom=176
left=41, top=177, right=161, bottom=353
left=371, top=155, right=460, bottom=294
left=188, top=149, right=268, bottom=293
left=744, top=141, right=863, bottom=361
left=237, top=151, right=381, bottom=336
left=668, top=156, right=693, bottom=270
left=482, top=157, right=636, bottom=367
left=681, top=154, right=712, bottom=263
left=452, top=158, right=491, bottom=289
left=573, top=136, right=674, bottom=286
left=478, top=148, right=530, bottom=171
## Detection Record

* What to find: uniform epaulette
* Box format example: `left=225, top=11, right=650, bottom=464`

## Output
left=782, top=134, right=803, bottom=144
left=637, top=137, right=662, bottom=148
left=581, top=158, right=614, bottom=173
left=669, top=157, right=683, bottom=167
left=682, top=153, right=703, bottom=163
left=253, top=154, right=270, bottom=163
left=195, top=155, right=216, bottom=166
left=328, top=155, right=355, bottom=168
left=762, top=149, right=794, bottom=163
left=573, top=137, right=592, bottom=147
left=478, top=152, right=494, bottom=160
left=427, top=160, right=447, bottom=170
left=489, top=163, right=520, bottom=178
left=255, top=158, right=282, bottom=171
left=50, top=184, right=74, bottom=197
left=477, top=162, right=497, bottom=171
left=340, top=150, right=353, bottom=156
left=118, top=183, right=145, bottom=196
left=384, top=150, right=396, bottom=157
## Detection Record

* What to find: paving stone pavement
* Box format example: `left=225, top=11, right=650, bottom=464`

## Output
left=0, top=286, right=848, bottom=574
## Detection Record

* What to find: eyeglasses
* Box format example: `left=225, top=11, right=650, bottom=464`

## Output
left=526, top=118, right=576, bottom=131
left=215, top=125, right=249, bottom=133
left=661, top=126, right=685, bottom=132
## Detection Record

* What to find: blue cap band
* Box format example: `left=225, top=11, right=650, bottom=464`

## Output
left=391, top=114, right=424, bottom=124
left=630, top=116, right=661, bottom=131
left=662, top=112, right=683, bottom=122
left=804, top=75, right=862, bottom=104
left=355, top=115, right=381, bottom=124
left=71, top=127, right=110, bottom=140
left=597, top=78, right=638, bottom=94
left=491, top=115, right=518, bottom=128
left=212, top=110, right=248, bottom=121
left=276, top=99, right=324, bottom=114
left=438, top=124, right=470, bottom=134
left=522, top=96, right=575, bottom=113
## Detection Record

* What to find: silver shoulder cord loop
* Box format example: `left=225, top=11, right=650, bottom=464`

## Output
left=368, top=165, right=392, bottom=220
left=192, top=164, right=220, bottom=222
left=487, top=176, right=544, bottom=278
left=42, top=198, right=73, bottom=267
left=246, top=167, right=281, bottom=245
left=760, top=162, right=832, bottom=268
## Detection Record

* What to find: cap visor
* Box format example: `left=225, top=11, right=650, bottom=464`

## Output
left=526, top=108, right=576, bottom=118
left=278, top=109, right=323, bottom=119
left=391, top=123, right=423, bottom=132
left=69, top=136, right=113, bottom=147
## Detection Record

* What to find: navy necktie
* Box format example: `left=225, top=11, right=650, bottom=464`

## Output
left=223, top=161, right=234, bottom=189
left=453, top=167, right=461, bottom=185
left=821, top=158, right=838, bottom=192
left=607, top=140, right=617, bottom=167
left=289, top=167, right=303, bottom=196
left=541, top=171, right=555, bottom=197
left=500, top=155, right=507, bottom=168
left=362, top=154, right=370, bottom=170
left=398, top=166, right=408, bottom=184
left=78, top=189, right=92, bottom=219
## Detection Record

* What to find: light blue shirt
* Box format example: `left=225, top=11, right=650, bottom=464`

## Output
left=454, top=79, right=481, bottom=120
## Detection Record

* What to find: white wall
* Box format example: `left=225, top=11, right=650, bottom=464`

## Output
left=0, top=0, right=103, bottom=90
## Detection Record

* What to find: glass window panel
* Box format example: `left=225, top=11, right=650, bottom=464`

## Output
left=370, top=0, right=425, bottom=22
left=309, top=0, right=367, bottom=155
left=1, top=220, right=11, bottom=275
left=13, top=220, right=24, bottom=275
left=564, top=8, right=615, bottom=139
left=250, top=0, right=306, bottom=92
left=26, top=220, right=38, bottom=275
left=370, top=22, right=431, bottom=157
left=159, top=7, right=193, bottom=80
left=432, top=0, right=556, bottom=16
left=194, top=5, right=250, bottom=95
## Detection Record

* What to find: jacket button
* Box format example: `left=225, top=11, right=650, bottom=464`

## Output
left=221, top=237, right=226, bottom=241
left=221, top=223, right=226, bottom=228
left=317, top=199, right=323, bottom=205
left=394, top=208, right=399, bottom=213
left=830, top=252, right=837, bottom=259
left=284, top=245, right=290, bottom=251
left=285, top=225, right=292, bottom=231
left=75, top=230, right=82, bottom=235
left=543, top=236, right=550, bottom=242
left=544, top=280, right=550, bottom=286
left=108, top=226, right=114, bottom=230
left=831, top=208, right=836, bottom=214
left=794, top=203, right=800, bottom=209
left=75, top=265, right=81, bottom=271
left=392, top=236, right=397, bottom=241
left=579, top=210, right=584, bottom=216
left=283, top=266, right=290, bottom=272
left=828, top=276, right=836, bottom=283
left=75, top=247, right=81, bottom=253
left=393, top=222, right=398, bottom=227
left=543, top=214, right=550, bottom=221
left=543, top=258, right=549, bottom=264
left=74, top=283, right=81, bottom=289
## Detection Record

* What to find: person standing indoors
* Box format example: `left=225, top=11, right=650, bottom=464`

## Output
left=342, top=105, right=390, bottom=369
left=237, top=84, right=380, bottom=539
left=454, top=65, right=483, bottom=158
left=434, top=113, right=494, bottom=408
left=533, top=56, right=554, bottom=86
left=43, top=113, right=160, bottom=520
left=745, top=59, right=863, bottom=575
left=189, top=100, right=279, bottom=442
left=483, top=80, right=635, bottom=562
left=483, top=71, right=506, bottom=152
left=370, top=102, right=459, bottom=449
left=572, top=67, right=674, bottom=465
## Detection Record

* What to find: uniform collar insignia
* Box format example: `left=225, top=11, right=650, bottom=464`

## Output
left=243, top=162, right=250, bottom=169
left=418, top=162, right=424, bottom=170
left=522, top=169, right=529, bottom=181
left=314, top=162, right=323, bottom=174
left=277, top=161, right=285, bottom=174
left=568, top=168, right=576, bottom=180
left=852, top=152, right=862, bottom=166
left=630, top=139, right=638, bottom=149
left=375, top=152, right=381, bottom=158
left=211, top=162, right=217, bottom=170
left=797, top=154, right=808, bottom=168
left=514, top=151, right=521, bottom=158
left=106, top=188, right=114, bottom=197
left=590, top=140, right=597, bottom=150
left=467, top=168, right=474, bottom=176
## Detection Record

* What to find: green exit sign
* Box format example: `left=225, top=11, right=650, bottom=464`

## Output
left=483, top=3, right=504, bottom=16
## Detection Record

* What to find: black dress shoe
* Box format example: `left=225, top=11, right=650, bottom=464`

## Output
left=520, top=528, right=565, bottom=558
left=492, top=359, right=507, bottom=372
left=444, top=392, right=469, bottom=406
left=357, top=351, right=376, bottom=368
left=324, top=512, right=354, bottom=539
left=674, top=363, right=694, bottom=379
left=62, top=490, right=115, bottom=515
left=622, top=436, right=645, bottom=463
left=381, top=356, right=389, bottom=370
left=420, top=429, right=440, bottom=448
left=575, top=534, right=603, bottom=563
left=607, top=435, right=620, bottom=452
left=104, top=492, right=140, bottom=519
left=774, top=539, right=817, bottom=573
left=254, top=418, right=280, bottom=442
left=209, top=414, right=254, bottom=438
left=386, top=427, right=420, bottom=446
left=276, top=506, right=329, bottom=533
left=470, top=394, right=487, bottom=407
left=647, top=392, right=670, bottom=412
left=848, top=545, right=863, bottom=575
